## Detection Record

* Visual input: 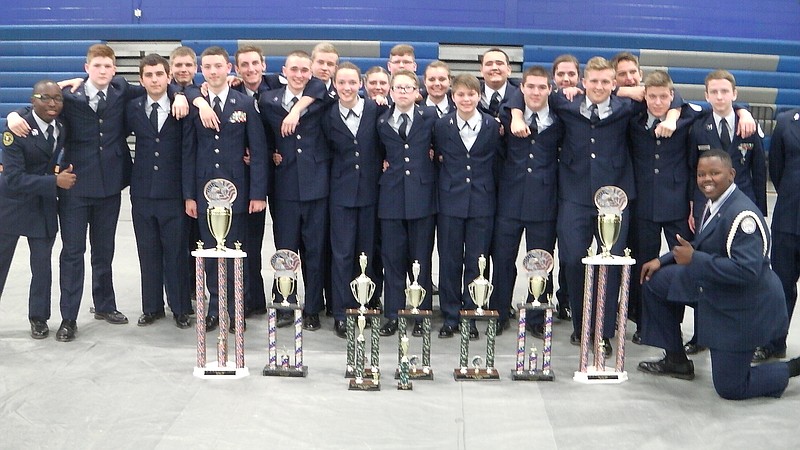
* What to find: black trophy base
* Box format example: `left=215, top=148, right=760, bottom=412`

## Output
left=345, top=366, right=379, bottom=379
left=262, top=365, right=308, bottom=377
left=453, top=367, right=500, bottom=381
left=397, top=382, right=413, bottom=391
left=348, top=379, right=381, bottom=391
left=511, top=370, right=555, bottom=381
left=394, top=367, right=434, bottom=380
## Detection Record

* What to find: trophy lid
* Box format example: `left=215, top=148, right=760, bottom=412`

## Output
left=522, top=249, right=554, bottom=273
left=594, top=186, right=628, bottom=214
left=204, top=178, right=238, bottom=206
left=271, top=249, right=301, bottom=273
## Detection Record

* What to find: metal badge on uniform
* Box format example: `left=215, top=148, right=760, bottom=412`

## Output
left=705, top=123, right=713, bottom=131
left=31, top=129, right=39, bottom=136
left=740, top=217, right=757, bottom=234
left=698, top=144, right=711, bottom=151
left=229, top=111, right=247, bottom=123
left=2, top=131, right=13, bottom=146
left=229, top=98, right=236, bottom=105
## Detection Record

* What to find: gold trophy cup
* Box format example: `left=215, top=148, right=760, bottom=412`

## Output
left=203, top=179, right=237, bottom=251
left=350, top=253, right=376, bottom=312
left=405, top=260, right=426, bottom=314
left=594, top=186, right=628, bottom=257
left=467, top=255, right=493, bottom=314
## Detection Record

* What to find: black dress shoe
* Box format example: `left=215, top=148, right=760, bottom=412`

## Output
left=412, top=321, right=424, bottom=337
left=752, top=346, right=787, bottom=363
left=94, top=310, right=129, bottom=324
left=438, top=324, right=456, bottom=338
left=602, top=338, right=613, bottom=358
left=174, top=314, right=191, bottom=329
left=468, top=322, right=479, bottom=341
left=303, top=313, right=321, bottom=331
left=557, top=303, right=571, bottom=320
left=637, top=357, right=695, bottom=380
left=527, top=323, right=544, bottom=340
left=334, top=320, right=347, bottom=339
left=632, top=330, right=642, bottom=345
left=276, top=310, right=294, bottom=328
left=367, top=299, right=383, bottom=312
left=205, top=315, right=219, bottom=332
left=495, top=319, right=510, bottom=336
left=684, top=342, right=708, bottom=355
left=137, top=311, right=165, bottom=326
left=56, top=320, right=77, bottom=342
left=570, top=332, right=580, bottom=346
left=229, top=319, right=246, bottom=333
left=378, top=319, right=398, bottom=336
left=30, top=319, right=49, bottom=339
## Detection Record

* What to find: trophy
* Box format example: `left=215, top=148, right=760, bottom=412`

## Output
left=205, top=179, right=236, bottom=251
left=454, top=255, right=500, bottom=381
left=512, top=249, right=556, bottom=381
left=574, top=187, right=636, bottom=384
left=192, top=179, right=248, bottom=379
left=350, top=315, right=380, bottom=391
left=594, top=186, right=628, bottom=257
left=397, top=337, right=413, bottom=390
left=395, top=260, right=434, bottom=381
left=263, top=250, right=307, bottom=377
left=345, top=253, right=381, bottom=383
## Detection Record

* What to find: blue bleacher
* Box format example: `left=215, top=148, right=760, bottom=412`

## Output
left=0, top=40, right=100, bottom=56
left=0, top=57, right=87, bottom=73
left=0, top=72, right=86, bottom=88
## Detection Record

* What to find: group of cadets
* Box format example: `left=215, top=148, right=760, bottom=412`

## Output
left=2, top=41, right=800, bottom=397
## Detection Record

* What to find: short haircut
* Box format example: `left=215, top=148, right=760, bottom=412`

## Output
left=391, top=69, right=419, bottom=87
left=234, top=45, right=264, bottom=65
left=610, top=51, right=640, bottom=70
left=705, top=69, right=737, bottom=90
left=522, top=66, right=552, bottom=86
left=424, top=60, right=450, bottom=76
left=335, top=61, right=362, bottom=79
left=389, top=44, right=416, bottom=58
left=552, top=54, right=580, bottom=76
left=584, top=56, right=614, bottom=73
left=32, top=79, right=58, bottom=95
left=480, top=47, right=510, bottom=64
left=312, top=42, right=339, bottom=59
left=365, top=66, right=389, bottom=78
left=451, top=73, right=480, bottom=93
left=286, top=50, right=312, bottom=62
left=86, top=44, right=115, bottom=63
left=200, top=46, right=230, bottom=62
left=139, top=53, right=170, bottom=76
left=698, top=148, right=733, bottom=168
left=170, top=46, right=196, bottom=62
left=644, top=70, right=673, bottom=90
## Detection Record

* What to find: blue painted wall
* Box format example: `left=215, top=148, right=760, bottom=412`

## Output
left=3, top=1, right=799, bottom=41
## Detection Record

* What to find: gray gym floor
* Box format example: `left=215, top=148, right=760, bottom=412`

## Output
left=0, top=189, right=797, bottom=449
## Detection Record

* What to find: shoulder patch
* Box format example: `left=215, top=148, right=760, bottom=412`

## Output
left=688, top=102, right=703, bottom=112
left=2, top=131, right=13, bottom=147
left=740, top=216, right=757, bottom=234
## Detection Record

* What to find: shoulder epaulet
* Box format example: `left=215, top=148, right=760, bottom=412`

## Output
left=726, top=210, right=768, bottom=258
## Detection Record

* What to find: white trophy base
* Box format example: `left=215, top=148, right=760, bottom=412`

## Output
left=194, top=361, right=250, bottom=379
left=581, top=254, right=636, bottom=266
left=573, top=368, right=628, bottom=384
left=192, top=248, right=247, bottom=259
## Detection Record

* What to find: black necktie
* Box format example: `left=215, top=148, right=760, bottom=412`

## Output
left=149, top=103, right=159, bottom=132
left=96, top=91, right=107, bottom=115
left=399, top=113, right=409, bottom=140
left=46, top=124, right=55, bottom=153
left=461, top=121, right=472, bottom=132
left=489, top=92, right=501, bottom=116
left=213, top=96, right=223, bottom=121
left=650, top=118, right=661, bottom=131
left=530, top=113, right=539, bottom=137
left=589, top=103, right=600, bottom=125
left=436, top=106, right=444, bottom=118
left=719, top=119, right=731, bottom=149
left=253, top=91, right=260, bottom=101
left=290, top=96, right=298, bottom=110
left=700, top=200, right=712, bottom=231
